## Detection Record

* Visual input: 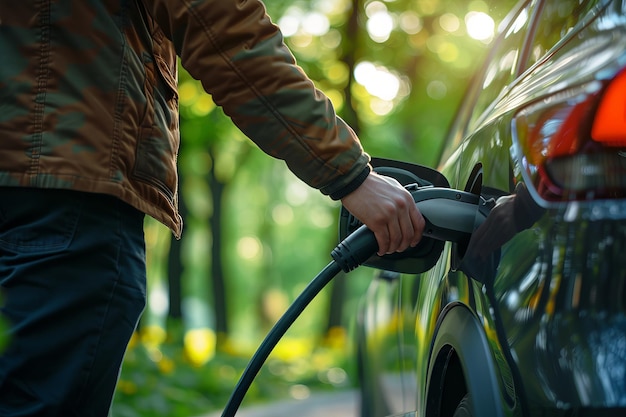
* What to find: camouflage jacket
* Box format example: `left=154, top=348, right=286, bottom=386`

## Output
left=0, top=0, right=370, bottom=237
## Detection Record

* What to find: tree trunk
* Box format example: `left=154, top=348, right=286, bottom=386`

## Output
left=208, top=155, right=229, bottom=346
left=325, top=0, right=361, bottom=334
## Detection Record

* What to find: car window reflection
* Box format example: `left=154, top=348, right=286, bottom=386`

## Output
left=469, top=2, right=535, bottom=130
left=527, top=1, right=601, bottom=68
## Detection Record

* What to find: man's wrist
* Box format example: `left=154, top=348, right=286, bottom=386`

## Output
left=329, top=166, right=371, bottom=201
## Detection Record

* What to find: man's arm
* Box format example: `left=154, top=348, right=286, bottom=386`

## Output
left=143, top=0, right=424, bottom=252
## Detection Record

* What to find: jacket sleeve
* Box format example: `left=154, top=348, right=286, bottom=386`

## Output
left=141, top=0, right=371, bottom=198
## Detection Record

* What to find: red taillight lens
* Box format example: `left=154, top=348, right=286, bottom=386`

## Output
left=591, top=68, right=626, bottom=145
left=514, top=68, right=626, bottom=202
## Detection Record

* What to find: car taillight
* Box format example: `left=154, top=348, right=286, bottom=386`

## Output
left=514, top=67, right=626, bottom=202
left=591, top=68, right=626, bottom=145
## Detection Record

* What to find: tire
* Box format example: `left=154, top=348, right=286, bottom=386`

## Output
left=453, top=394, right=473, bottom=417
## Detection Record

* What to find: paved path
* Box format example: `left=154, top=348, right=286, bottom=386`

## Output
left=201, top=389, right=358, bottom=417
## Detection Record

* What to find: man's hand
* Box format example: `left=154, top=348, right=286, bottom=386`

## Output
left=341, top=171, right=424, bottom=256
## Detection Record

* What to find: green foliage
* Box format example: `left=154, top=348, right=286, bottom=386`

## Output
left=112, top=325, right=353, bottom=417
left=276, top=0, right=517, bottom=166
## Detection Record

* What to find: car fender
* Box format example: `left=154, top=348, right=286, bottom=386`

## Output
left=425, top=302, right=506, bottom=417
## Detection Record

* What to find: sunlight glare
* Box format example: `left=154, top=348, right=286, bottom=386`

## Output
left=302, top=12, right=330, bottom=36
left=370, top=98, right=394, bottom=116
left=439, top=13, right=460, bottom=33
left=278, top=8, right=330, bottom=38
left=367, top=11, right=394, bottom=43
left=465, top=11, right=495, bottom=42
left=285, top=180, right=310, bottom=206
left=272, top=203, right=294, bottom=225
left=278, top=13, right=300, bottom=37
left=508, top=8, right=529, bottom=36
left=148, top=283, right=169, bottom=317
left=237, top=236, right=262, bottom=260
left=364, top=1, right=386, bottom=17
left=290, top=33, right=313, bottom=49
left=354, top=61, right=400, bottom=101
left=399, top=11, right=423, bottom=35
left=321, top=29, right=342, bottom=49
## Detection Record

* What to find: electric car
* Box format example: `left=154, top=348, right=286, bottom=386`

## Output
left=352, top=0, right=626, bottom=416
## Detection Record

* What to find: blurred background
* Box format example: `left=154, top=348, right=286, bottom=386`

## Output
left=109, top=0, right=517, bottom=415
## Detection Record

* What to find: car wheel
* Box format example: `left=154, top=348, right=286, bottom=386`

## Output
left=453, top=394, right=473, bottom=417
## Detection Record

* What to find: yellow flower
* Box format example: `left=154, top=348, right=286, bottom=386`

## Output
left=157, top=356, right=176, bottom=374
left=140, top=325, right=167, bottom=348
left=184, top=328, right=216, bottom=366
left=271, top=337, right=312, bottom=361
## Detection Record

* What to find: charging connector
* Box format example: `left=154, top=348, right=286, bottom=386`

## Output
left=334, top=185, right=482, bottom=273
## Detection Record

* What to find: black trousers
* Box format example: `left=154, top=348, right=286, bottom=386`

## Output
left=0, top=188, right=146, bottom=417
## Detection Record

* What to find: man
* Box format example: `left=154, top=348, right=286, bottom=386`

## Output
left=0, top=1, right=424, bottom=415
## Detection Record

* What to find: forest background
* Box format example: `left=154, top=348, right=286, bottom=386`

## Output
left=106, top=0, right=517, bottom=415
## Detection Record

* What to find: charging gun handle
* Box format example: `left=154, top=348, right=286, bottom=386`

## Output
left=331, top=186, right=480, bottom=272
left=411, top=186, right=480, bottom=242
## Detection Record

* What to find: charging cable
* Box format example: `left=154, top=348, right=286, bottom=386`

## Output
left=221, top=186, right=483, bottom=416
left=220, top=225, right=378, bottom=417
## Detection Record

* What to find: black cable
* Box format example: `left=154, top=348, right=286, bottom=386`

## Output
left=221, top=225, right=378, bottom=416
left=331, top=225, right=378, bottom=272
left=221, top=260, right=344, bottom=417
left=220, top=187, right=483, bottom=416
